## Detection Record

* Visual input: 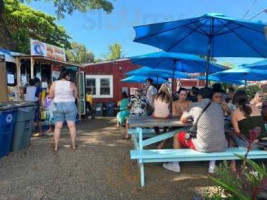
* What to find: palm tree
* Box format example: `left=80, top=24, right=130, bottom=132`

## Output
left=106, top=43, right=123, bottom=60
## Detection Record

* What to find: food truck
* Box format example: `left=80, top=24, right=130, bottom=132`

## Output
left=0, top=40, right=85, bottom=118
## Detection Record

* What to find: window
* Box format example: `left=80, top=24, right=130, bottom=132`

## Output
left=86, top=78, right=96, bottom=95
left=86, top=75, right=113, bottom=98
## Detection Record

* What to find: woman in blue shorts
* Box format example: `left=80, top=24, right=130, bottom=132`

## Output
left=49, top=69, right=78, bottom=151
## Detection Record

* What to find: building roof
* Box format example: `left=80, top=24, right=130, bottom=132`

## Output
left=18, top=55, right=78, bottom=67
left=0, top=48, right=26, bottom=63
left=81, top=58, right=130, bottom=67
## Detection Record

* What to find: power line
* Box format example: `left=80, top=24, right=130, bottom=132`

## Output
left=249, top=9, right=267, bottom=20
left=242, top=0, right=258, bottom=19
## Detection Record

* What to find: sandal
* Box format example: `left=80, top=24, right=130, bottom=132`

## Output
left=71, top=145, right=78, bottom=150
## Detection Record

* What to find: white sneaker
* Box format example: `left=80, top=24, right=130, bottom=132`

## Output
left=163, top=162, right=180, bottom=172
left=208, top=166, right=215, bottom=174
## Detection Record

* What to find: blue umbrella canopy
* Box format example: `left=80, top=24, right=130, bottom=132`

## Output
left=134, top=13, right=267, bottom=58
left=197, top=74, right=245, bottom=85
left=121, top=75, right=167, bottom=84
left=125, top=66, right=190, bottom=79
left=134, top=13, right=267, bottom=85
left=241, top=59, right=267, bottom=70
left=130, top=51, right=226, bottom=73
left=211, top=68, right=267, bottom=83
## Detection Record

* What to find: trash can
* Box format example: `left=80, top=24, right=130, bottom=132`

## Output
left=95, top=103, right=103, bottom=116
left=106, top=102, right=115, bottom=117
left=0, top=107, right=17, bottom=158
left=11, top=103, right=37, bottom=152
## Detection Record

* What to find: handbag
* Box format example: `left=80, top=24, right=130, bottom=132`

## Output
left=185, top=101, right=212, bottom=140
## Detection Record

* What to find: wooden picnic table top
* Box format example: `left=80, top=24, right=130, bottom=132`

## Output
left=128, top=116, right=192, bottom=128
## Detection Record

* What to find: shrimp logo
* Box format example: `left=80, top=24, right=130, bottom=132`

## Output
left=33, top=42, right=45, bottom=55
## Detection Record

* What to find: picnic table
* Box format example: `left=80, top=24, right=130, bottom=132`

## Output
left=128, top=116, right=191, bottom=186
left=128, top=116, right=267, bottom=187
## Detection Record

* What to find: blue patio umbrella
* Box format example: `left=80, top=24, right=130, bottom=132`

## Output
left=125, top=66, right=190, bottom=79
left=241, top=59, right=267, bottom=70
left=210, top=67, right=267, bottom=86
left=130, top=51, right=226, bottom=73
left=133, top=13, right=267, bottom=85
left=196, top=74, right=245, bottom=85
left=121, top=75, right=167, bottom=84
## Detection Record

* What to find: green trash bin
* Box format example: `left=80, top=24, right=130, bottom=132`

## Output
left=11, top=103, right=37, bottom=152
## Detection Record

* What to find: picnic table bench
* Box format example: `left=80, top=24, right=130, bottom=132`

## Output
left=128, top=116, right=267, bottom=187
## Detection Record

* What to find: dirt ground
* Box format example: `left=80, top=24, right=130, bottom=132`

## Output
left=0, top=118, right=216, bottom=200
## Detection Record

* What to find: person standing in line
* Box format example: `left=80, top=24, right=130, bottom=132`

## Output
left=49, top=69, right=78, bottom=151
left=24, top=78, right=43, bottom=136
left=146, top=78, right=157, bottom=115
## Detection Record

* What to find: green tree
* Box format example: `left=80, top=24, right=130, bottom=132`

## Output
left=2, top=0, right=71, bottom=53
left=0, top=0, right=114, bottom=18
left=105, top=43, right=124, bottom=60
left=221, top=60, right=236, bottom=69
left=66, top=42, right=95, bottom=63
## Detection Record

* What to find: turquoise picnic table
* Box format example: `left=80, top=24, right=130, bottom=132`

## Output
left=128, top=116, right=267, bottom=187
left=127, top=116, right=191, bottom=186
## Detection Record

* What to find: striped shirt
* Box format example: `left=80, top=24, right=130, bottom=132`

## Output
left=183, top=99, right=228, bottom=152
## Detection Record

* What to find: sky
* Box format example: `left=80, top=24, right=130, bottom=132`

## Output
left=27, top=0, right=267, bottom=66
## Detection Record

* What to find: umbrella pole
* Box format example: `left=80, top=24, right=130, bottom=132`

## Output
left=206, top=19, right=214, bottom=87
left=172, top=63, right=176, bottom=93
left=157, top=75, right=159, bottom=89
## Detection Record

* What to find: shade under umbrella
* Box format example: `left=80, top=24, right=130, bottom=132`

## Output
left=121, top=75, right=167, bottom=84
left=134, top=13, right=267, bottom=85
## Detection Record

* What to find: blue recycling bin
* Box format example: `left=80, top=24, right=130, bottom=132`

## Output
left=0, top=108, right=17, bottom=158
left=95, top=103, right=103, bottom=116
left=106, top=102, right=115, bottom=117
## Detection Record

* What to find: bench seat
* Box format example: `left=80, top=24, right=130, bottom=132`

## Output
left=131, top=148, right=267, bottom=187
left=131, top=148, right=267, bottom=163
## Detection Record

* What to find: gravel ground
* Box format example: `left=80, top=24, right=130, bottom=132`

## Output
left=0, top=118, right=216, bottom=200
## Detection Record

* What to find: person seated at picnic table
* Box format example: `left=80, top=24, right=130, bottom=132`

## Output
left=172, top=88, right=192, bottom=118
left=163, top=88, right=228, bottom=173
left=151, top=83, right=172, bottom=148
left=186, top=86, right=199, bottom=102
left=212, top=90, right=231, bottom=116
left=116, top=91, right=130, bottom=128
left=229, top=90, right=267, bottom=172
left=250, top=92, right=267, bottom=110
left=123, top=89, right=148, bottom=139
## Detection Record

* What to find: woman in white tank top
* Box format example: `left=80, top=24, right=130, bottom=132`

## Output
left=49, top=69, right=78, bottom=152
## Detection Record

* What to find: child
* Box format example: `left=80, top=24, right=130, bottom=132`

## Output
left=43, top=85, right=55, bottom=134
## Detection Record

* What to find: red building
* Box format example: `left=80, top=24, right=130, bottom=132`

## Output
left=82, top=59, right=205, bottom=105
left=82, top=59, right=143, bottom=104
